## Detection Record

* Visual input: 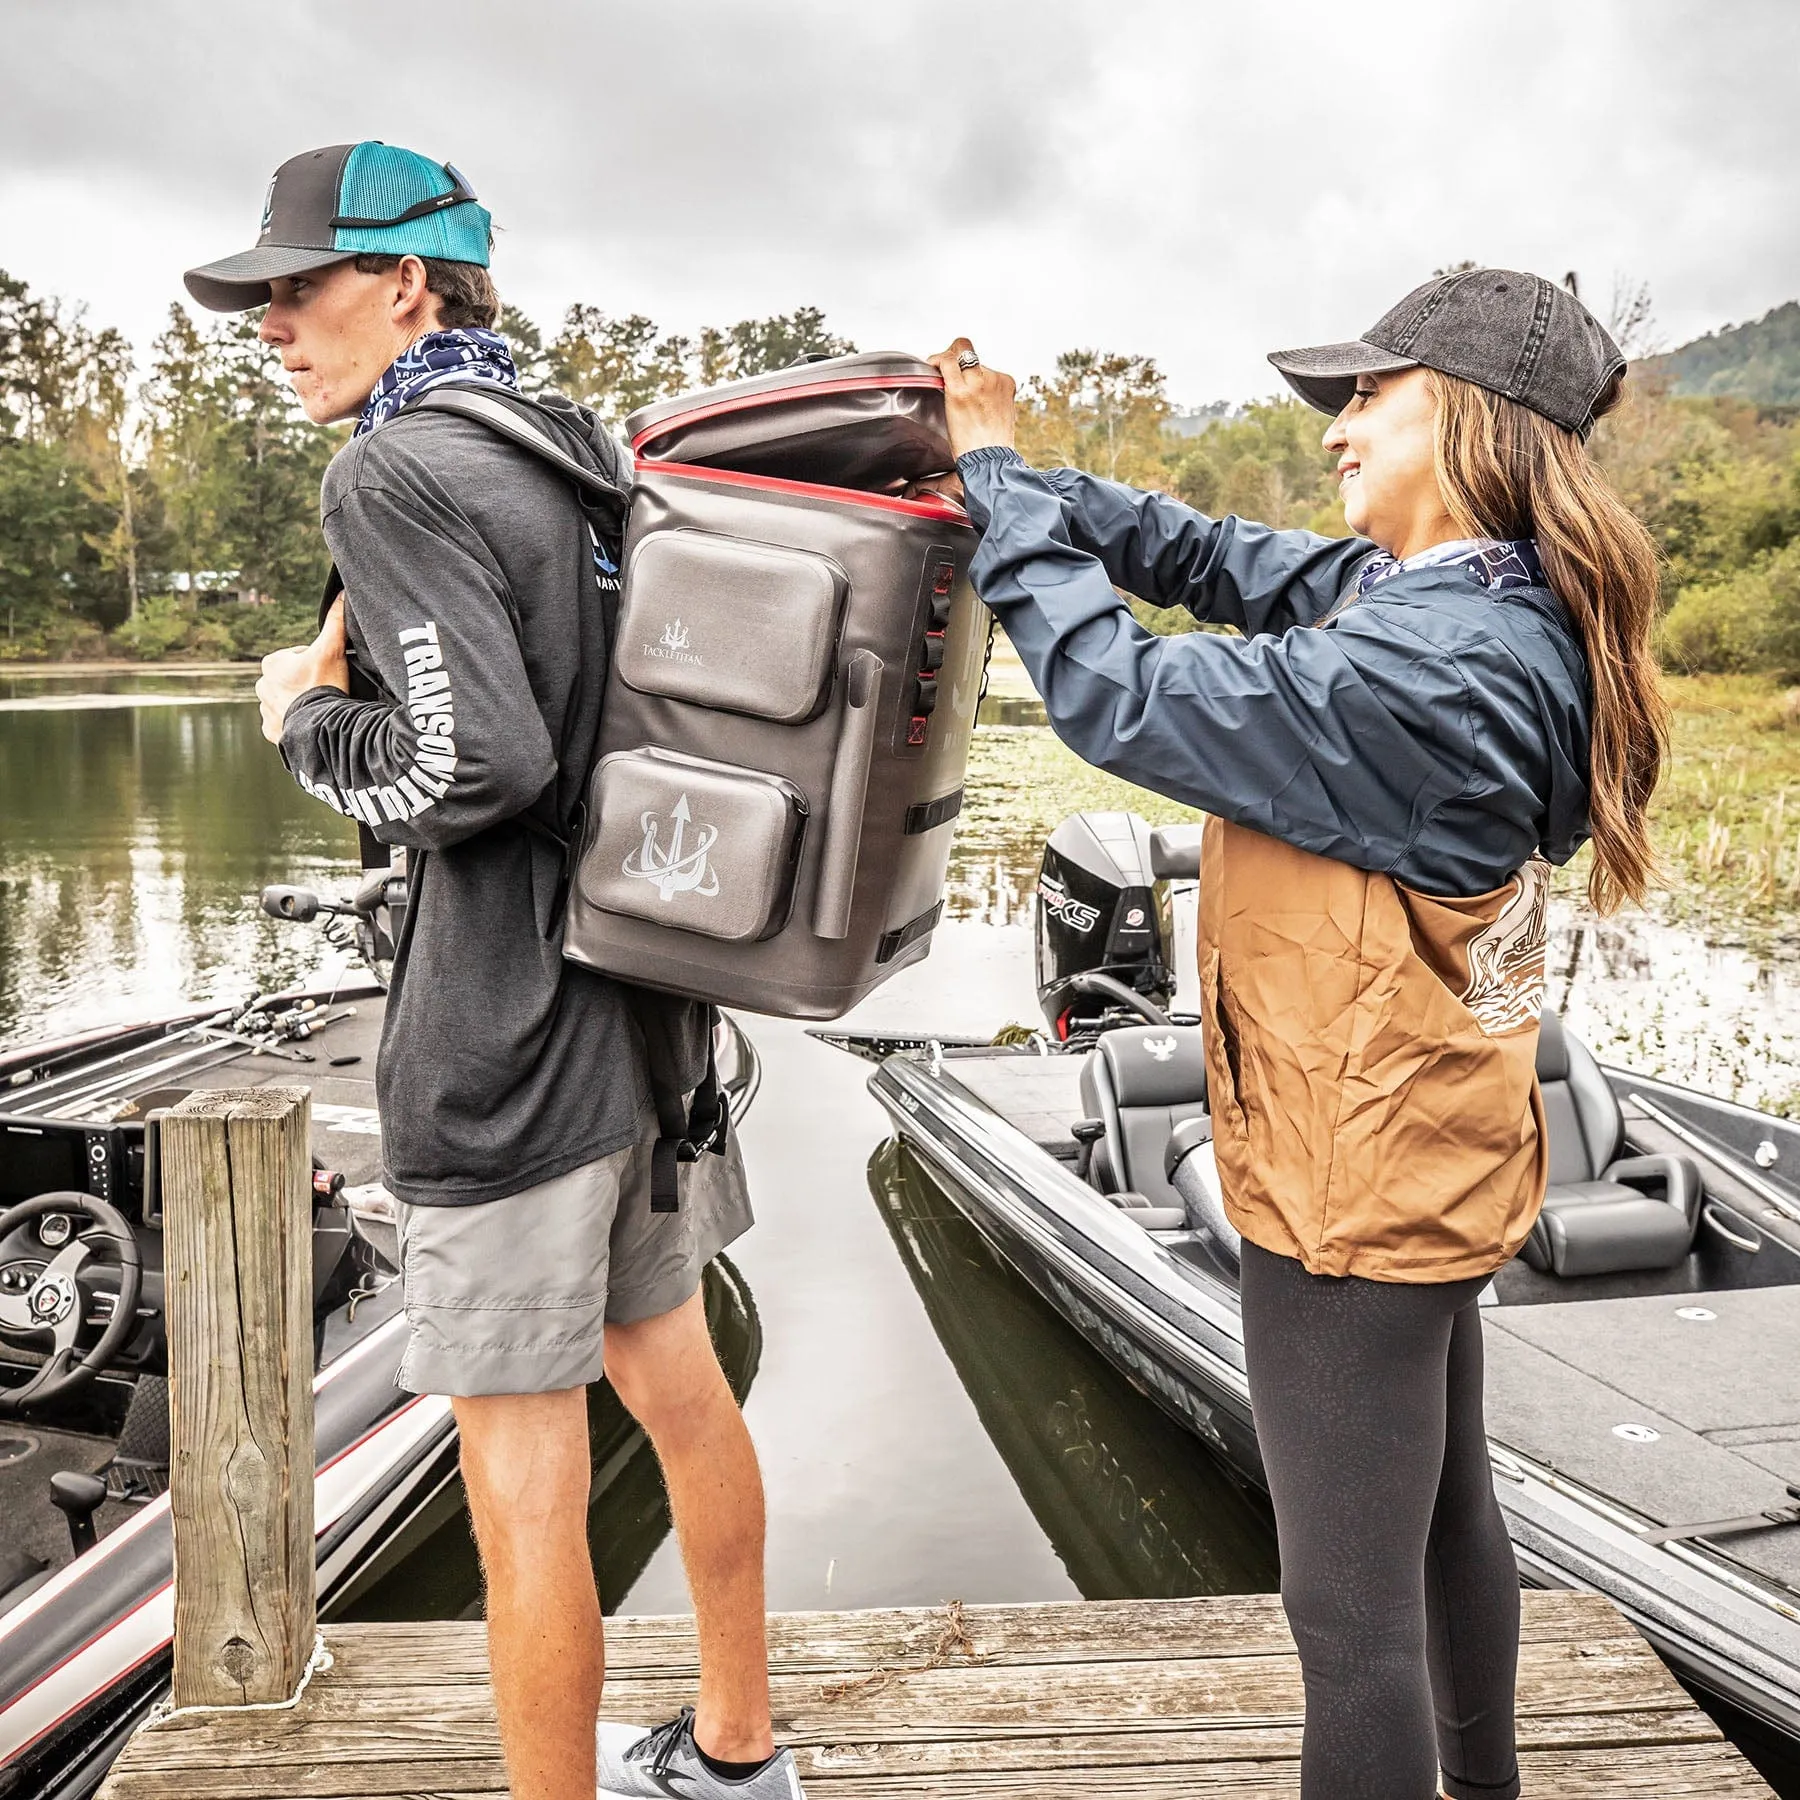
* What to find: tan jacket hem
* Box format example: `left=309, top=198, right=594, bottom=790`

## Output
left=1227, top=1205, right=1528, bottom=1286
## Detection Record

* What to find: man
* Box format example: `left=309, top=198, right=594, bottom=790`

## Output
left=184, top=142, right=804, bottom=1800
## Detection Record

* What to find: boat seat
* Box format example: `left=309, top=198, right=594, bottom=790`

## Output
left=1107, top=1191, right=1188, bottom=1231
left=1522, top=1009, right=1704, bottom=1278
left=1166, top=1114, right=1242, bottom=1280
left=1077, top=1024, right=1209, bottom=1214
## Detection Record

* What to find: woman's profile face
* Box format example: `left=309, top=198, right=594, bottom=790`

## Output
left=1323, top=367, right=1452, bottom=555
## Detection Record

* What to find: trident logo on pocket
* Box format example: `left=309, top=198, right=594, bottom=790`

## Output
left=623, top=793, right=721, bottom=902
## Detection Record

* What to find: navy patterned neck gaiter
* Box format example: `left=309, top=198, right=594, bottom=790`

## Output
left=356, top=327, right=518, bottom=436
left=1354, top=536, right=1544, bottom=598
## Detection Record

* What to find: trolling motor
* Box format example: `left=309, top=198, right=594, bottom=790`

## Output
left=1034, top=812, right=1202, bottom=1042
left=261, top=860, right=407, bottom=989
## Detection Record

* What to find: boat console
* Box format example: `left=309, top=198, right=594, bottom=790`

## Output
left=0, top=1111, right=169, bottom=1384
left=0, top=985, right=397, bottom=1615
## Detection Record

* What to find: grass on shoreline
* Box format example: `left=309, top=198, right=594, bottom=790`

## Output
left=1650, top=675, right=1800, bottom=943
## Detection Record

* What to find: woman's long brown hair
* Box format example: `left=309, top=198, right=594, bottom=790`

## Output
left=1429, top=373, right=1668, bottom=913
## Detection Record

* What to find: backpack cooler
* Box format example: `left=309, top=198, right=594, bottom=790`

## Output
left=559, top=353, right=987, bottom=1020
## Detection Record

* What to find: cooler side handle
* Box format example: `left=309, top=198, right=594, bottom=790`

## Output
left=811, top=650, right=885, bottom=941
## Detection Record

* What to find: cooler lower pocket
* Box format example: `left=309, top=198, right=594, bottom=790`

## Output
left=577, top=747, right=808, bottom=944
left=618, top=529, right=847, bottom=725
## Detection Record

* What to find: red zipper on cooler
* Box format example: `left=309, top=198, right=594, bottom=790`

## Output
left=635, top=457, right=969, bottom=522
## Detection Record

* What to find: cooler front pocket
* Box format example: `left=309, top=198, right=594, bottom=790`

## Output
left=578, top=747, right=808, bottom=944
left=619, top=530, right=847, bottom=725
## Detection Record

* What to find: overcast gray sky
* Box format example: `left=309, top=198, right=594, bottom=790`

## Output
left=3, top=0, right=1795, bottom=406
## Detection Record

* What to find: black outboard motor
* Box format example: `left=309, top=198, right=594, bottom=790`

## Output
left=1036, top=812, right=1197, bottom=1039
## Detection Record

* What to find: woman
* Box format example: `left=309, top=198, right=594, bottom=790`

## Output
left=928, top=268, right=1666, bottom=1800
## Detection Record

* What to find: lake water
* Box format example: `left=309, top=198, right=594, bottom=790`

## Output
left=4, top=673, right=1799, bottom=1696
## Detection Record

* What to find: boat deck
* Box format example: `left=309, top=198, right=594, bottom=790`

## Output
left=940, top=1047, right=1800, bottom=1593
left=4, top=987, right=389, bottom=1185
left=1484, top=1286, right=1800, bottom=1591
left=94, top=1592, right=1773, bottom=1796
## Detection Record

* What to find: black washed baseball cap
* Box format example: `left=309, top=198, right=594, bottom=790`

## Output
left=184, top=142, right=492, bottom=313
left=1267, top=268, right=1626, bottom=440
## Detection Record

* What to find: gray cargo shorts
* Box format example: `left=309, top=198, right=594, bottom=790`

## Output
left=394, top=1106, right=753, bottom=1397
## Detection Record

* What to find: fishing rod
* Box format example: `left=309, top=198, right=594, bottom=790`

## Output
left=36, top=1001, right=358, bottom=1121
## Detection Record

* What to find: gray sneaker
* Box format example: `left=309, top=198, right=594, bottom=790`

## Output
left=596, top=1707, right=805, bottom=1798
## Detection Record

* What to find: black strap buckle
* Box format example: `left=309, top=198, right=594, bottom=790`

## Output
left=648, top=1044, right=728, bottom=1215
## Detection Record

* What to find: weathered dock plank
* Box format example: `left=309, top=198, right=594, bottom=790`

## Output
left=96, top=1591, right=1775, bottom=1799
left=314, top=1587, right=1640, bottom=1682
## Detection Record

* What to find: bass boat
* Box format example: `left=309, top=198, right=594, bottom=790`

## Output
left=836, top=810, right=1800, bottom=1783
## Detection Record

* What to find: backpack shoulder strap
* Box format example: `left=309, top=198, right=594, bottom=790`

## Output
left=406, top=381, right=628, bottom=843
left=409, top=386, right=630, bottom=539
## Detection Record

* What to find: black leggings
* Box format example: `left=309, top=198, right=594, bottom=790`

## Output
left=1239, top=1239, right=1522, bottom=1800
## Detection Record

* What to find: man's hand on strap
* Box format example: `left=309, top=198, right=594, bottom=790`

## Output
left=257, top=596, right=350, bottom=743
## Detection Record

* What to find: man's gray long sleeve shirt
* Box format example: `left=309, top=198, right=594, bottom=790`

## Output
left=280, top=409, right=647, bottom=1206
left=956, top=446, right=1592, bottom=896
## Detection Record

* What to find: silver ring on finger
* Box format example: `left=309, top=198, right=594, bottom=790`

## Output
left=957, top=349, right=981, bottom=370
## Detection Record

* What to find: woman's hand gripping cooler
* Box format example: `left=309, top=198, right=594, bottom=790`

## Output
left=928, top=338, right=1019, bottom=460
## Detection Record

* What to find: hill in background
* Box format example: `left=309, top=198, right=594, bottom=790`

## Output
left=1645, top=300, right=1800, bottom=407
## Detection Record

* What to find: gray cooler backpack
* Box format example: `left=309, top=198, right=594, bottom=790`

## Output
left=565, top=351, right=988, bottom=1019
left=331, top=381, right=724, bottom=1212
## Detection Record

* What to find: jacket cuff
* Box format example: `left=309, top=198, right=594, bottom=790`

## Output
left=954, top=445, right=1028, bottom=530
left=278, top=684, right=351, bottom=765
left=955, top=445, right=1025, bottom=474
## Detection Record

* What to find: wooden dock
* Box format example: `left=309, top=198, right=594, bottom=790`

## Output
left=95, top=1090, right=1778, bottom=1798
left=97, top=1589, right=1772, bottom=1797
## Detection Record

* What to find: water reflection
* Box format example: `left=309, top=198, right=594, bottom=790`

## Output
left=0, top=668, right=257, bottom=704
left=0, top=687, right=360, bottom=1044
left=868, top=1137, right=1278, bottom=1599
left=336, top=1254, right=763, bottom=1621
left=1554, top=907, right=1800, bottom=1112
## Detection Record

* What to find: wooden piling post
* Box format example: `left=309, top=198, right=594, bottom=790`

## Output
left=160, top=1087, right=315, bottom=1708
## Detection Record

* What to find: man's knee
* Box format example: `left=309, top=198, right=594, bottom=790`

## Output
left=454, top=1388, right=592, bottom=1552
left=604, top=1293, right=735, bottom=1440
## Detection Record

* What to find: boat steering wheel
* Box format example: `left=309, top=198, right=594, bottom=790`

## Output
left=1064, top=970, right=1172, bottom=1027
left=0, top=1192, right=143, bottom=1413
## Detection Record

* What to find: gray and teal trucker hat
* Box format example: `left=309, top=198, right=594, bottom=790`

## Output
left=184, top=142, right=492, bottom=313
left=1267, top=268, right=1625, bottom=440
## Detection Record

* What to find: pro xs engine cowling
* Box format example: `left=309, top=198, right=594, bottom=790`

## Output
left=1034, top=811, right=1201, bottom=1039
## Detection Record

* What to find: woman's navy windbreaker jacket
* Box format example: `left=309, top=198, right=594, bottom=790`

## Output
left=955, top=445, right=1592, bottom=898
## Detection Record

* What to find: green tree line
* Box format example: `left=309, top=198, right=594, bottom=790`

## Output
left=2, top=266, right=1798, bottom=674
left=0, top=274, right=852, bottom=661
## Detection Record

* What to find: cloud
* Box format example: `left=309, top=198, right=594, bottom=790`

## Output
left=1, top=0, right=1795, bottom=404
